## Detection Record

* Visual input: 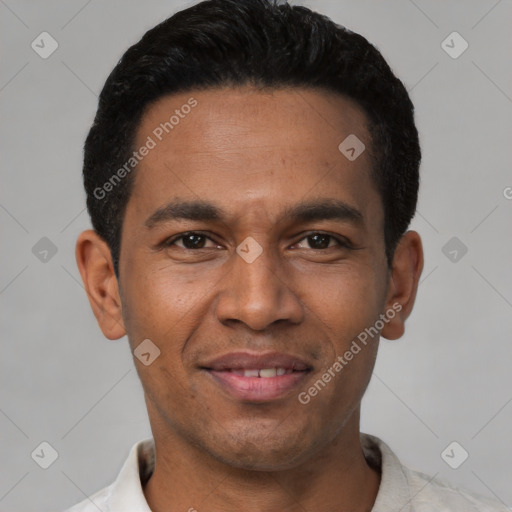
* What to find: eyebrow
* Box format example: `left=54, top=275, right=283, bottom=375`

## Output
left=144, top=198, right=363, bottom=229
left=144, top=200, right=224, bottom=228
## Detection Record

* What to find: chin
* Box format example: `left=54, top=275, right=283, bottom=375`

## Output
left=212, top=445, right=308, bottom=472
left=202, top=419, right=319, bottom=471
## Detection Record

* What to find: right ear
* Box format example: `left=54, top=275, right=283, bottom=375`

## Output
left=75, top=229, right=126, bottom=340
left=380, top=230, right=424, bottom=341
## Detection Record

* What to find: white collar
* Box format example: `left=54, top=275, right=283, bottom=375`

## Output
left=103, top=433, right=413, bottom=511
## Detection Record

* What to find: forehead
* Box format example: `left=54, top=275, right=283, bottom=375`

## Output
left=127, top=87, right=380, bottom=228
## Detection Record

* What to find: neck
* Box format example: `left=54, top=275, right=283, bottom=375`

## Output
left=143, top=412, right=381, bottom=512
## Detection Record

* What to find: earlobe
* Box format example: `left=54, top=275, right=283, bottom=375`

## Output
left=380, top=230, right=424, bottom=341
left=75, top=229, right=126, bottom=340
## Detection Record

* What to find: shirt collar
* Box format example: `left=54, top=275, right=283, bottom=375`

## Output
left=361, top=433, right=413, bottom=512
left=108, top=437, right=155, bottom=512
left=106, top=433, right=411, bottom=512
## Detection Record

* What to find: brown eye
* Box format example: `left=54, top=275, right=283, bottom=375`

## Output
left=295, top=232, right=348, bottom=250
left=179, top=234, right=207, bottom=249
left=163, top=232, right=221, bottom=250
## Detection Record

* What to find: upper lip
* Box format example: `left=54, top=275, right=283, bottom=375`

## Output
left=201, top=351, right=312, bottom=371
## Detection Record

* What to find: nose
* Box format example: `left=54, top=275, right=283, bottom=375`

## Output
left=215, top=244, right=304, bottom=331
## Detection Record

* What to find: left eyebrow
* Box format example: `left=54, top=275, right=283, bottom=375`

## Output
left=280, top=198, right=364, bottom=226
left=144, top=197, right=363, bottom=230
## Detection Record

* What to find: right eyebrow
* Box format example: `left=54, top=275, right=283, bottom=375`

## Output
left=144, top=200, right=225, bottom=229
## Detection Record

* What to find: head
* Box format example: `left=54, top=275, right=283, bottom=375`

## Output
left=76, top=0, right=423, bottom=470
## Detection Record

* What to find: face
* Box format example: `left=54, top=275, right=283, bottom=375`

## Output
left=80, top=87, right=421, bottom=471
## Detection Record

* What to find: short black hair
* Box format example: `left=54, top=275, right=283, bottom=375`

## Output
left=83, top=0, right=420, bottom=278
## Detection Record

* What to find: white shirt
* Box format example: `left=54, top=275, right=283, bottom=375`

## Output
left=63, top=433, right=510, bottom=511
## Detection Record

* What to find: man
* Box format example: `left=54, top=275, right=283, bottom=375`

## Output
left=66, top=0, right=508, bottom=510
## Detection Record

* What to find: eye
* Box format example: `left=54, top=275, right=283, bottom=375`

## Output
left=294, top=232, right=350, bottom=250
left=163, top=232, right=221, bottom=250
left=160, top=231, right=352, bottom=252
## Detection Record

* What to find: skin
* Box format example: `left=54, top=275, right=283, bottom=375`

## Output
left=76, top=87, right=423, bottom=512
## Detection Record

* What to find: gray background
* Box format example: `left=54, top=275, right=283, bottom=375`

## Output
left=1, top=1, right=511, bottom=511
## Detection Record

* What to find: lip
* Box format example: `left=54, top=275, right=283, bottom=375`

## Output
left=202, top=351, right=312, bottom=372
left=201, top=351, right=312, bottom=402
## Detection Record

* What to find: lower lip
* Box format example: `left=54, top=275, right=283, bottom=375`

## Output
left=206, top=370, right=309, bottom=402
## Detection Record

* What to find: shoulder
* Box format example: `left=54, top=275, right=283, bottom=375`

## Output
left=61, top=483, right=112, bottom=512
left=361, top=433, right=510, bottom=512
left=60, top=438, right=154, bottom=512
left=404, top=466, right=511, bottom=511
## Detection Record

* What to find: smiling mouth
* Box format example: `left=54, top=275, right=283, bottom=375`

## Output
left=205, top=368, right=310, bottom=402
left=222, top=367, right=304, bottom=377
left=201, top=352, right=312, bottom=402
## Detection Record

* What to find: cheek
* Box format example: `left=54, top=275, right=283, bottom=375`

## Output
left=123, top=274, right=200, bottom=406
left=300, top=263, right=385, bottom=340
left=120, top=261, right=206, bottom=344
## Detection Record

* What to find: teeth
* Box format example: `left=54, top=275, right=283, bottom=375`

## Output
left=232, top=368, right=291, bottom=377
left=259, top=368, right=277, bottom=378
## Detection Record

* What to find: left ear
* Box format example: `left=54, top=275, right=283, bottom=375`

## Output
left=75, top=229, right=126, bottom=340
left=381, top=230, right=424, bottom=340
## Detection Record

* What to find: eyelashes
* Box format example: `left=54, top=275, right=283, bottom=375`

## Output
left=161, top=231, right=354, bottom=251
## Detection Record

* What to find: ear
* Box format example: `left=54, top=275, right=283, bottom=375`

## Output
left=75, top=229, right=126, bottom=340
left=380, top=230, right=424, bottom=340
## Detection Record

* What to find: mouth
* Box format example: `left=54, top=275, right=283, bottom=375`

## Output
left=200, top=351, right=312, bottom=402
